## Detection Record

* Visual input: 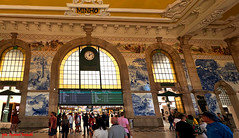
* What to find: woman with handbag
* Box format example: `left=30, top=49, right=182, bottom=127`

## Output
left=10, top=109, right=20, bottom=133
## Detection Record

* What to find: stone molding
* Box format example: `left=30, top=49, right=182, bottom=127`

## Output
left=144, top=39, right=189, bottom=93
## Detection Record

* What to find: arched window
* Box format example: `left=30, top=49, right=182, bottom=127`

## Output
left=0, top=46, right=25, bottom=81
left=151, top=50, right=177, bottom=83
left=217, top=86, right=231, bottom=107
left=59, top=46, right=121, bottom=89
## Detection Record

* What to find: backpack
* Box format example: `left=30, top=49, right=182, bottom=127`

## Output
left=193, top=125, right=203, bottom=134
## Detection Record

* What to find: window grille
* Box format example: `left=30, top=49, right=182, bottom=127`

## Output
left=0, top=46, right=25, bottom=81
left=151, top=50, right=177, bottom=83
left=59, top=46, right=121, bottom=89
left=217, top=86, right=231, bottom=106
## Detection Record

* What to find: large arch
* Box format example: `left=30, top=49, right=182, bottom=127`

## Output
left=214, top=80, right=239, bottom=128
left=50, top=37, right=131, bottom=115
left=145, top=39, right=195, bottom=116
left=0, top=38, right=31, bottom=125
left=0, top=39, right=31, bottom=90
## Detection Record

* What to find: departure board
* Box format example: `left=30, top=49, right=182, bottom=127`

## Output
left=59, top=90, right=123, bottom=105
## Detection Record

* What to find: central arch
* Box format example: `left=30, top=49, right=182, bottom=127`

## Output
left=50, top=37, right=130, bottom=115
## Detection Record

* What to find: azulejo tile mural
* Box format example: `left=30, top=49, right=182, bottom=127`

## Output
left=190, top=93, right=200, bottom=116
left=182, top=59, right=193, bottom=91
left=205, top=93, right=221, bottom=114
left=132, top=93, right=155, bottom=116
left=28, top=52, right=55, bottom=90
left=25, top=92, right=49, bottom=116
left=127, top=57, right=150, bottom=91
left=195, top=59, right=239, bottom=91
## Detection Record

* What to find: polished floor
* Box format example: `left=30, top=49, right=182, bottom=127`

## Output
left=0, top=127, right=176, bottom=138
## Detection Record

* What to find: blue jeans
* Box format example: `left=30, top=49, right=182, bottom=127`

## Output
left=169, top=121, right=174, bottom=130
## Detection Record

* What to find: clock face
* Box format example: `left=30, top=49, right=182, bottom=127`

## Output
left=84, top=51, right=95, bottom=60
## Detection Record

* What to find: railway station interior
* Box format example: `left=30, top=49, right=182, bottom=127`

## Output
left=0, top=0, right=239, bottom=137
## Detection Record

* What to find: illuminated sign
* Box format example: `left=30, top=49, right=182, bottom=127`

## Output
left=59, top=90, right=123, bottom=105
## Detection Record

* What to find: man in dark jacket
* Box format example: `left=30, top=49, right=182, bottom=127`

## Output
left=176, top=114, right=196, bottom=138
left=82, top=113, right=89, bottom=136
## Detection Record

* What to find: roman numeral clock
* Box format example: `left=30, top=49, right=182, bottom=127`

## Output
left=80, top=46, right=100, bottom=71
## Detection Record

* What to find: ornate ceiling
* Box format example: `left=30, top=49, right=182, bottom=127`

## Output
left=0, top=0, right=238, bottom=40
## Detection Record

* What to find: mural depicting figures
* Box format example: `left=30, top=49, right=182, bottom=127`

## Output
left=116, top=43, right=147, bottom=53
left=29, top=40, right=64, bottom=51
left=28, top=52, right=54, bottom=90
left=191, top=46, right=231, bottom=55
left=25, top=92, right=49, bottom=116
left=127, top=57, right=150, bottom=91
left=205, top=93, right=221, bottom=114
left=132, top=93, right=155, bottom=116
left=195, top=59, right=239, bottom=91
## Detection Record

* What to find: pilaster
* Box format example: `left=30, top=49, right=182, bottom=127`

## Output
left=225, top=37, right=239, bottom=72
left=178, top=35, right=202, bottom=91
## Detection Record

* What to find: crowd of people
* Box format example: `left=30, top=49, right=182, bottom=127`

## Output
left=167, top=109, right=233, bottom=138
left=48, top=111, right=131, bottom=138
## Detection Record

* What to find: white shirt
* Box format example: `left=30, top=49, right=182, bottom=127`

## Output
left=93, top=128, right=108, bottom=138
left=68, top=115, right=73, bottom=124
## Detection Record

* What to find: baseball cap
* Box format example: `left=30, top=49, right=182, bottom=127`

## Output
left=200, top=111, right=221, bottom=122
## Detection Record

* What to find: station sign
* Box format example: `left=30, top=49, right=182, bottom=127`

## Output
left=59, top=89, right=123, bottom=105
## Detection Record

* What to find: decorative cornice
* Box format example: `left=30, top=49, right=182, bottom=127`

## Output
left=199, top=10, right=224, bottom=27
left=161, top=0, right=192, bottom=19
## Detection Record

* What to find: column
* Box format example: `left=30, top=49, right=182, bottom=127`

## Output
left=178, top=36, right=207, bottom=115
left=177, top=35, right=202, bottom=91
left=225, top=37, right=239, bottom=72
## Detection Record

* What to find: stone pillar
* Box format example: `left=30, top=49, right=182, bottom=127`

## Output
left=177, top=35, right=202, bottom=91
left=225, top=37, right=239, bottom=72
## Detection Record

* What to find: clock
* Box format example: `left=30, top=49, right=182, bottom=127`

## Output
left=80, top=46, right=100, bottom=71
left=84, top=51, right=95, bottom=60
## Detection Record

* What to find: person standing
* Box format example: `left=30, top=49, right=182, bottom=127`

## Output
left=61, top=113, right=70, bottom=138
left=93, top=118, right=108, bottom=138
left=49, top=112, right=57, bottom=138
left=201, top=111, right=233, bottom=138
left=108, top=117, right=128, bottom=138
left=118, top=112, right=131, bottom=138
left=83, top=113, right=89, bottom=136
left=10, top=109, right=20, bottom=133
left=168, top=113, right=174, bottom=130
left=57, top=113, right=62, bottom=132
left=198, top=118, right=207, bottom=138
left=74, top=113, right=80, bottom=133
left=176, top=114, right=196, bottom=138
left=68, top=113, right=73, bottom=133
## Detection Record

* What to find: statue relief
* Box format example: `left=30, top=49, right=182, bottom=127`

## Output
left=197, top=95, right=207, bottom=112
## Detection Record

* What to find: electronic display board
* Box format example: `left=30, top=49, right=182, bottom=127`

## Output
left=59, top=90, right=123, bottom=105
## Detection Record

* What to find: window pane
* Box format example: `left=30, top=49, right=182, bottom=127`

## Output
left=0, top=47, right=25, bottom=81
left=59, top=46, right=121, bottom=89
left=151, top=50, right=177, bottom=83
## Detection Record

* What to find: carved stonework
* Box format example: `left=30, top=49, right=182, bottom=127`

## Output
left=200, top=10, right=224, bottom=26
left=161, top=0, right=192, bottom=19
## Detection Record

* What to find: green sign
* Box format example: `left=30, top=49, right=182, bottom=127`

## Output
left=92, top=90, right=123, bottom=104
left=59, top=90, right=123, bottom=105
